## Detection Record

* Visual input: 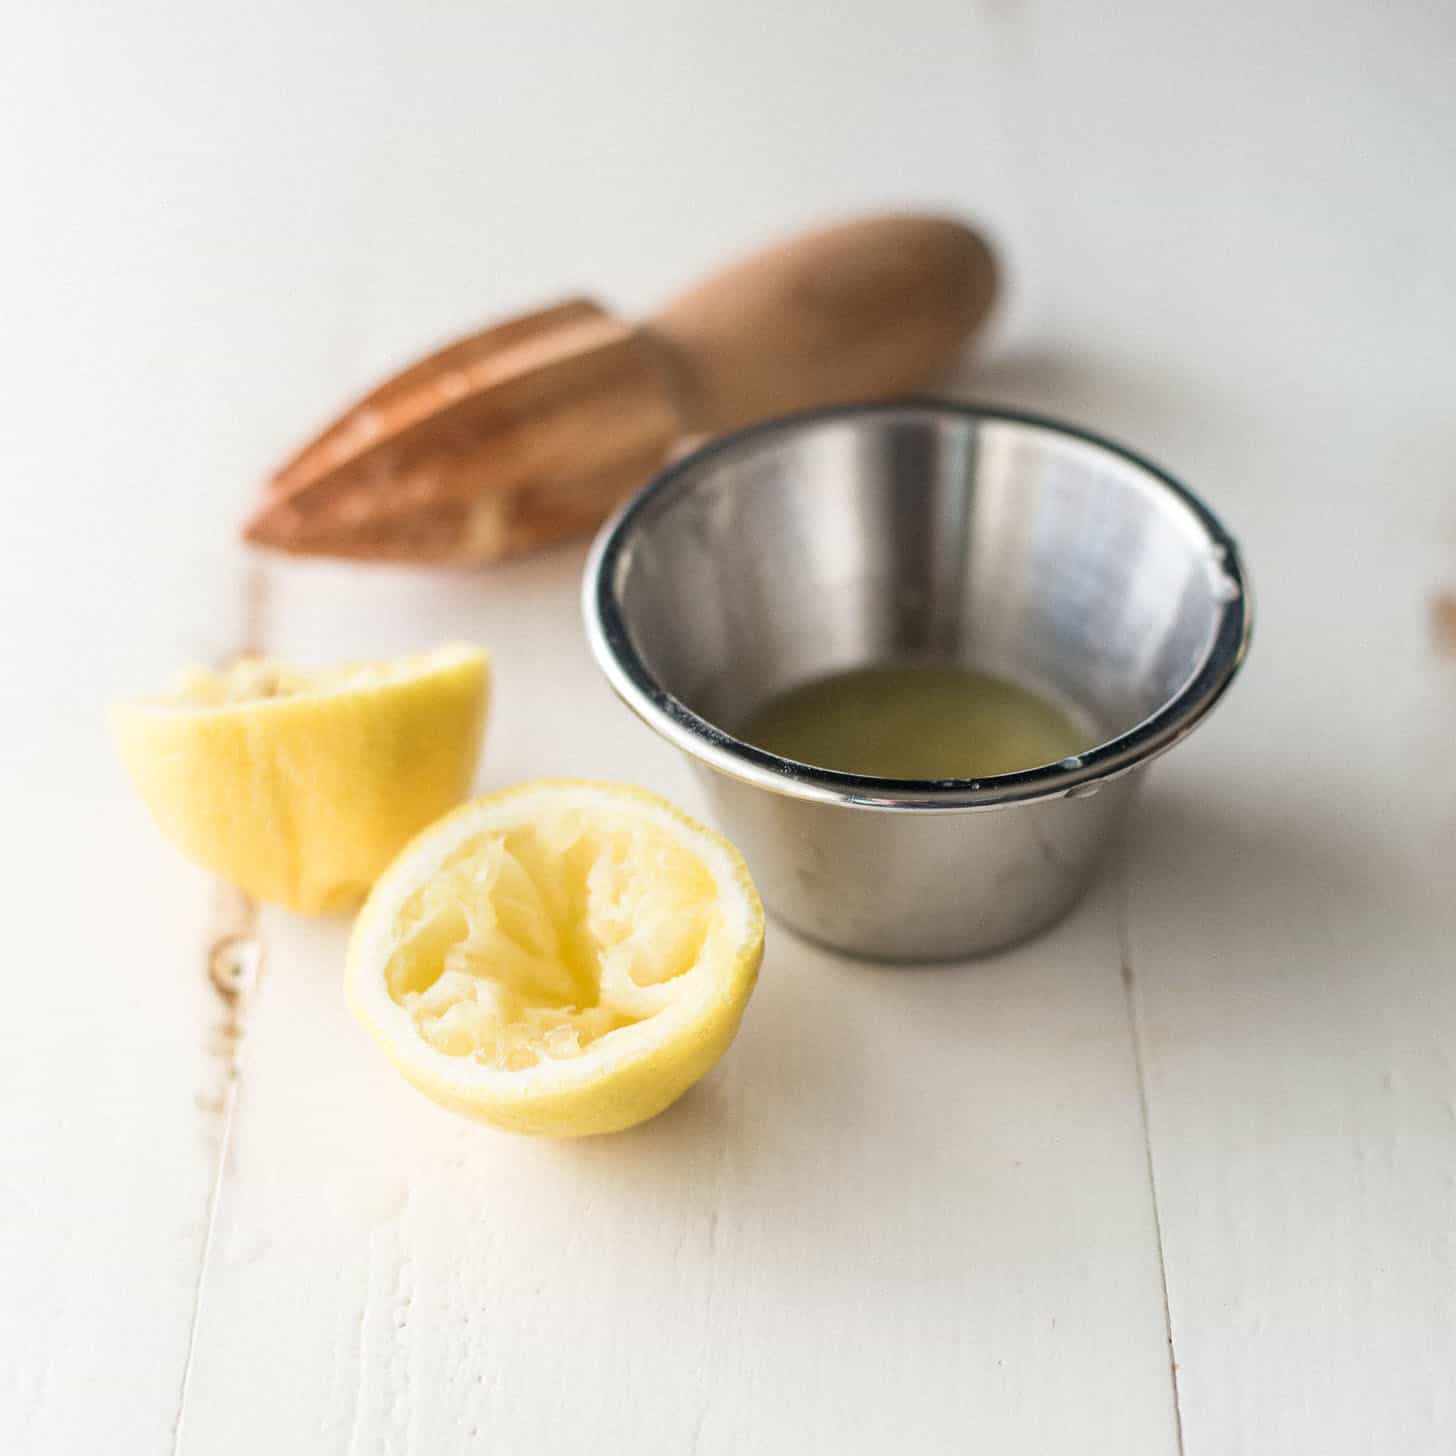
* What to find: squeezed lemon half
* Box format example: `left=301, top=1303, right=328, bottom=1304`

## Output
left=110, top=644, right=489, bottom=912
left=346, top=780, right=764, bottom=1136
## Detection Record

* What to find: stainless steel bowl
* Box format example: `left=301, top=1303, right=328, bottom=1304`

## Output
left=583, top=400, right=1251, bottom=960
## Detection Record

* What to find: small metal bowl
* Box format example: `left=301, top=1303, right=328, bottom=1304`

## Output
left=583, top=400, right=1251, bottom=960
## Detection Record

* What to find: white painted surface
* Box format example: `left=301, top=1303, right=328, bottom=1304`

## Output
left=2, top=2, right=1453, bottom=1452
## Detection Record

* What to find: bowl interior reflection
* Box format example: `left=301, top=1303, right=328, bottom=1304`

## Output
left=611, top=407, right=1229, bottom=762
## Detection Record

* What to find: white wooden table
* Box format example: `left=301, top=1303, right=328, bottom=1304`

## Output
left=5, top=4, right=1454, bottom=1451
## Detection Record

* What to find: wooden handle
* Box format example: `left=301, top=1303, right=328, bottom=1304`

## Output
left=644, top=214, right=998, bottom=436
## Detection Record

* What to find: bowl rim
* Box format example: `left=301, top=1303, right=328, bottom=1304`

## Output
left=582, top=398, right=1253, bottom=812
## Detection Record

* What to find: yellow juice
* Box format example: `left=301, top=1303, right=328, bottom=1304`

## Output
left=737, top=663, right=1095, bottom=779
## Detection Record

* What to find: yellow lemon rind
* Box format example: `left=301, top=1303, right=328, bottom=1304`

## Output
left=345, top=779, right=764, bottom=1137
left=110, top=644, right=490, bottom=913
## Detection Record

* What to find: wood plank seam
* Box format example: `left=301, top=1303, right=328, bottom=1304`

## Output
left=170, top=564, right=272, bottom=1452
left=1117, top=855, right=1188, bottom=1456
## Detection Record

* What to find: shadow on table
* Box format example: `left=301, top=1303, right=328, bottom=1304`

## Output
left=1116, top=778, right=1444, bottom=1060
left=942, top=341, right=1203, bottom=435
left=1129, top=780, right=1382, bottom=930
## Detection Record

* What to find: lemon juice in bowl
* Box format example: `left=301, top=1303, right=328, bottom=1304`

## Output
left=737, top=662, right=1095, bottom=780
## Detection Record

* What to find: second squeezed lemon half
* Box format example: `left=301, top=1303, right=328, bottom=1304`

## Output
left=111, top=644, right=489, bottom=912
left=347, top=780, right=764, bottom=1136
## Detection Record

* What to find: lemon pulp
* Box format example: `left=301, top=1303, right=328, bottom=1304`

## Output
left=165, top=656, right=408, bottom=705
left=347, top=781, right=764, bottom=1136
left=388, top=810, right=722, bottom=1070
